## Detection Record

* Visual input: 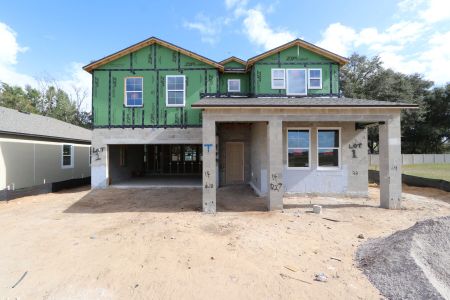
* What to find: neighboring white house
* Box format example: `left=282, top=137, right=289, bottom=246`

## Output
left=0, top=107, right=91, bottom=200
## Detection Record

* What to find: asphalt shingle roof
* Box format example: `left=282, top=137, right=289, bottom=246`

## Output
left=0, top=106, right=91, bottom=142
left=191, top=97, right=418, bottom=108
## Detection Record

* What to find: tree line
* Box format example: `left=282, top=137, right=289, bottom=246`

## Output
left=340, top=54, right=449, bottom=154
left=0, top=80, right=91, bottom=129
left=1, top=55, right=449, bottom=153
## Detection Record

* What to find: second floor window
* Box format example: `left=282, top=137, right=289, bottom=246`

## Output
left=227, top=79, right=241, bottom=92
left=166, top=75, right=185, bottom=107
left=271, top=69, right=286, bottom=89
left=309, top=69, right=322, bottom=89
left=125, top=77, right=143, bottom=107
left=286, top=69, right=307, bottom=95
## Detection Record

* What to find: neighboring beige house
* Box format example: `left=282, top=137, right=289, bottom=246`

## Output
left=0, top=107, right=91, bottom=200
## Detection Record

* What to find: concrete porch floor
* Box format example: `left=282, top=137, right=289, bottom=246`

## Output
left=111, top=175, right=202, bottom=188
left=71, top=184, right=266, bottom=212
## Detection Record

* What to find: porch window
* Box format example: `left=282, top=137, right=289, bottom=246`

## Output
left=125, top=77, right=143, bottom=107
left=286, top=69, right=307, bottom=95
left=271, top=69, right=285, bottom=89
left=227, top=79, right=241, bottom=92
left=308, top=69, right=322, bottom=89
left=62, top=144, right=74, bottom=168
left=317, top=129, right=340, bottom=169
left=287, top=129, right=310, bottom=168
left=166, top=75, right=185, bottom=107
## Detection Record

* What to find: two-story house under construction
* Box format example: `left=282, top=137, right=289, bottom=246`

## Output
left=83, top=37, right=417, bottom=213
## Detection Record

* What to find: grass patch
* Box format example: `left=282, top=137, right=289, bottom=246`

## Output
left=370, top=163, right=450, bottom=181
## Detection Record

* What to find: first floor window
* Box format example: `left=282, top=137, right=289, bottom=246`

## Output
left=287, top=129, right=310, bottom=168
left=286, top=69, right=307, bottom=95
left=166, top=75, right=185, bottom=107
left=184, top=145, right=197, bottom=161
left=308, top=69, right=322, bottom=89
left=227, top=79, right=241, bottom=92
left=125, top=77, right=143, bottom=107
left=271, top=69, right=285, bottom=89
left=62, top=144, right=73, bottom=168
left=317, top=129, right=340, bottom=168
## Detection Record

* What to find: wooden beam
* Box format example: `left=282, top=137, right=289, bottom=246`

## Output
left=83, top=37, right=224, bottom=73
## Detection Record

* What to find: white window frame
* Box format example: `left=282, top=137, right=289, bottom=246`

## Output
left=286, top=68, right=307, bottom=96
left=166, top=75, right=186, bottom=107
left=317, top=128, right=341, bottom=171
left=286, top=128, right=311, bottom=170
left=271, top=68, right=286, bottom=89
left=227, top=79, right=241, bottom=92
left=308, top=68, right=322, bottom=89
left=124, top=77, right=144, bottom=107
left=61, top=144, right=74, bottom=169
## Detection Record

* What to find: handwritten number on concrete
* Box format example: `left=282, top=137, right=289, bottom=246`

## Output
left=270, top=173, right=283, bottom=191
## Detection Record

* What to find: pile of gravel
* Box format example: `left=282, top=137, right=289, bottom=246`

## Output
left=356, top=216, right=450, bottom=300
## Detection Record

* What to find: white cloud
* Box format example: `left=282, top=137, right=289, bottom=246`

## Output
left=418, top=31, right=450, bottom=84
left=225, top=0, right=248, bottom=10
left=242, top=8, right=295, bottom=50
left=0, top=22, right=92, bottom=111
left=183, top=14, right=230, bottom=45
left=0, top=22, right=37, bottom=87
left=317, top=23, right=357, bottom=56
left=0, top=22, right=28, bottom=66
left=397, top=0, right=424, bottom=12
left=318, top=20, right=426, bottom=57
left=419, top=0, right=450, bottom=23
left=316, top=0, right=450, bottom=85
left=185, top=1, right=295, bottom=51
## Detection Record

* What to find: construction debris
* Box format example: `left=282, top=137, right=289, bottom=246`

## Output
left=314, top=272, right=328, bottom=282
left=11, top=271, right=27, bottom=289
left=280, top=273, right=312, bottom=285
left=312, top=205, right=322, bottom=214
left=330, top=257, right=342, bottom=262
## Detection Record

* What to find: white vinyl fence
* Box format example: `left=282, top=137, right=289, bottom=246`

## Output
left=369, top=154, right=450, bottom=166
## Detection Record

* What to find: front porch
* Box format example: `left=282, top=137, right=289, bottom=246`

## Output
left=195, top=98, right=410, bottom=213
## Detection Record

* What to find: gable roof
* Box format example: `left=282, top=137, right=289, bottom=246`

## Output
left=219, top=56, right=247, bottom=66
left=0, top=106, right=91, bottom=143
left=83, top=37, right=224, bottom=73
left=246, top=38, right=349, bottom=70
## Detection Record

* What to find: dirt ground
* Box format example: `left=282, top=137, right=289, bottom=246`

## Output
left=0, top=184, right=449, bottom=299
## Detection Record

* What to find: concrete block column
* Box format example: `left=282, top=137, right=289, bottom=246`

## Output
left=202, top=117, right=216, bottom=213
left=91, top=130, right=109, bottom=189
left=379, top=114, right=402, bottom=209
left=267, top=119, right=284, bottom=210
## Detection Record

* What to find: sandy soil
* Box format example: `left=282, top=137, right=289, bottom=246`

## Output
left=0, top=184, right=449, bottom=299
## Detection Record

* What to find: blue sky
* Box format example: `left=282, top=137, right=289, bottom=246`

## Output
left=0, top=0, right=449, bottom=110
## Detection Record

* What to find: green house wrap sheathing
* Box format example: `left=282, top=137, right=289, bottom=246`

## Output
left=91, top=40, right=343, bottom=128
left=252, top=45, right=340, bottom=96
left=92, top=44, right=218, bottom=127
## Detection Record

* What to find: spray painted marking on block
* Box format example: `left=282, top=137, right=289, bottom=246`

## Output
left=203, top=144, right=213, bottom=152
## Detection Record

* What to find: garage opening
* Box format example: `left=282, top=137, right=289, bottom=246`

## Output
left=109, top=144, right=202, bottom=188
